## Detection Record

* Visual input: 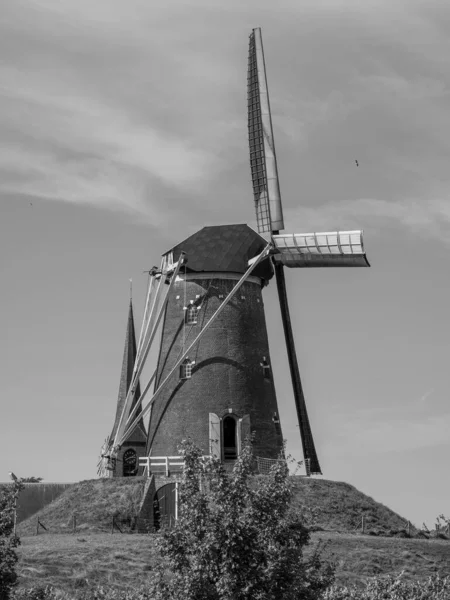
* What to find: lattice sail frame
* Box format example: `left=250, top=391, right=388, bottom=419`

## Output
left=248, top=28, right=284, bottom=234
left=272, top=230, right=370, bottom=268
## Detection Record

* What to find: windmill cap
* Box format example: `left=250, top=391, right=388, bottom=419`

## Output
left=164, top=224, right=273, bottom=281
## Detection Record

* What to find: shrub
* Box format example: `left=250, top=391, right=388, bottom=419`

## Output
left=149, top=439, right=335, bottom=600
left=0, top=478, right=24, bottom=600
left=323, top=573, right=450, bottom=600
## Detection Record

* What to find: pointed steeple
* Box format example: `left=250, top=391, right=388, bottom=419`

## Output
left=110, top=300, right=147, bottom=445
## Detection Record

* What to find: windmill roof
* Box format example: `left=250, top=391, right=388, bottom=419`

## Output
left=167, top=224, right=273, bottom=281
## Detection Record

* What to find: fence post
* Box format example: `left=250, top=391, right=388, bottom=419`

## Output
left=72, top=514, right=76, bottom=533
left=36, top=518, right=39, bottom=536
left=165, top=457, right=169, bottom=477
left=361, top=515, right=366, bottom=534
left=407, top=521, right=410, bottom=536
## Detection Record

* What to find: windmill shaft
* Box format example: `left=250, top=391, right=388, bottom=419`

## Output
left=274, top=262, right=322, bottom=474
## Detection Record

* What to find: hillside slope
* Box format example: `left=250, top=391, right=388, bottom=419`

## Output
left=289, top=476, right=410, bottom=533
left=17, top=475, right=410, bottom=537
left=0, top=482, right=75, bottom=523
left=17, top=478, right=146, bottom=536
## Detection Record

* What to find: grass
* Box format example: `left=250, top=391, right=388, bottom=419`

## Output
left=16, top=478, right=147, bottom=536
left=17, top=475, right=413, bottom=537
left=16, top=533, right=158, bottom=592
left=288, top=477, right=410, bottom=533
left=15, top=531, right=450, bottom=595
left=13, top=475, right=450, bottom=596
left=312, top=532, right=450, bottom=586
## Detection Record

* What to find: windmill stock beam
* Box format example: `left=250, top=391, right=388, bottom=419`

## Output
left=274, top=261, right=322, bottom=475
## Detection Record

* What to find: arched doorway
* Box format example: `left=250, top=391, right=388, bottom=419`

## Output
left=223, top=415, right=237, bottom=460
left=123, top=449, right=138, bottom=477
left=153, top=482, right=178, bottom=530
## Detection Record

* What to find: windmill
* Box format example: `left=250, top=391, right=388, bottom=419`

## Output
left=99, top=28, right=369, bottom=478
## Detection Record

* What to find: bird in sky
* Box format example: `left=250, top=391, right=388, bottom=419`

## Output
left=355, top=159, right=359, bottom=167
left=9, top=472, right=18, bottom=481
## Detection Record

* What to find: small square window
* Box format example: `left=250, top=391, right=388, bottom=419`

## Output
left=272, top=412, right=281, bottom=435
left=261, top=357, right=271, bottom=380
left=185, top=305, right=199, bottom=325
left=180, top=358, right=193, bottom=380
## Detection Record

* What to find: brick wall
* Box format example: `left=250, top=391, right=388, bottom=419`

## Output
left=146, top=274, right=284, bottom=460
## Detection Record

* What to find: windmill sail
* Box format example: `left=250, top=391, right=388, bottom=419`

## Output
left=273, top=230, right=370, bottom=268
left=248, top=27, right=323, bottom=475
left=248, top=28, right=284, bottom=234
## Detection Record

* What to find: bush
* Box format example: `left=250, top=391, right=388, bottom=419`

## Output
left=323, top=573, right=450, bottom=600
left=0, top=478, right=24, bottom=600
left=149, top=439, right=335, bottom=600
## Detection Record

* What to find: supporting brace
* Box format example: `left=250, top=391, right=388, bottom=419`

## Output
left=112, top=253, right=186, bottom=450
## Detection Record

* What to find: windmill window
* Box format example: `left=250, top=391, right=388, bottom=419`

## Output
left=185, top=305, right=199, bottom=325
left=180, top=358, right=194, bottom=380
left=123, top=449, right=138, bottom=477
left=272, top=412, right=282, bottom=435
left=261, top=357, right=271, bottom=380
left=223, top=415, right=238, bottom=460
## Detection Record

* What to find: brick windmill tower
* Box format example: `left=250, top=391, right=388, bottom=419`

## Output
left=99, top=28, right=370, bottom=477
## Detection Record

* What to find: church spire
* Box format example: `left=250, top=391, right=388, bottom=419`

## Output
left=110, top=299, right=147, bottom=445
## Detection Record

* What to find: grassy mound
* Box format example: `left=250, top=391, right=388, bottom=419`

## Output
left=289, top=477, right=409, bottom=534
left=16, top=478, right=147, bottom=536
left=13, top=476, right=450, bottom=595
left=16, top=475, right=412, bottom=537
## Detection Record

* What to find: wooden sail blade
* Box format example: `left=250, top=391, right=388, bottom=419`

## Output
left=272, top=230, right=370, bottom=268
left=248, top=28, right=284, bottom=234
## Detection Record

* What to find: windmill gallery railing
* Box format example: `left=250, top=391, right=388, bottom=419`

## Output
left=139, top=456, right=185, bottom=477
left=139, top=455, right=289, bottom=478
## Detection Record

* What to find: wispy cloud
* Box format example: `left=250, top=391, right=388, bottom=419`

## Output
left=1, top=0, right=450, bottom=239
left=0, top=67, right=218, bottom=220
left=284, top=196, right=450, bottom=244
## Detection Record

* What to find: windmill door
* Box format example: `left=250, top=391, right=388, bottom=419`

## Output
left=153, top=483, right=178, bottom=530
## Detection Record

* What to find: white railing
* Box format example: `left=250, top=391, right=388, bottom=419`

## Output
left=139, top=456, right=182, bottom=477
left=139, top=455, right=211, bottom=477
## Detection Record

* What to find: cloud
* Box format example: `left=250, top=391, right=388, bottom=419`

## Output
left=1, top=0, right=450, bottom=239
left=283, top=197, right=450, bottom=244
left=0, top=1, right=239, bottom=224
left=0, top=67, right=218, bottom=217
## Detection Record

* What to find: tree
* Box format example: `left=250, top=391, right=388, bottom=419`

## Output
left=0, top=477, right=24, bottom=600
left=150, top=439, right=335, bottom=600
left=20, top=477, right=42, bottom=484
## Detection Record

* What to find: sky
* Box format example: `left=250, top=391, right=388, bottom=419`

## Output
left=1, top=0, right=450, bottom=529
